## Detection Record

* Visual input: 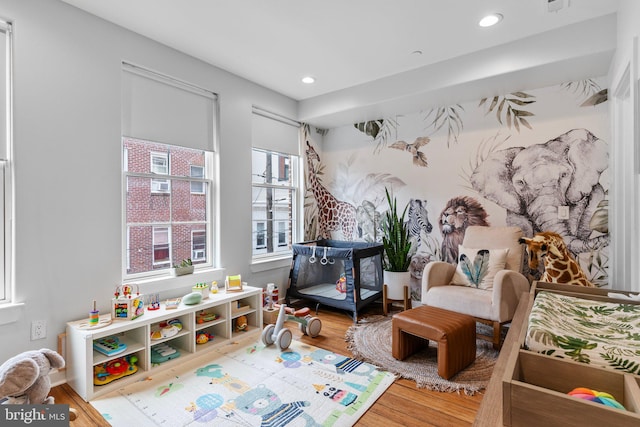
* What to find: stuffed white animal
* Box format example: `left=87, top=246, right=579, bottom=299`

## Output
left=0, top=348, right=65, bottom=405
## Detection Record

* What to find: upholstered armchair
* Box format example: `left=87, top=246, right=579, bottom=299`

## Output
left=421, top=226, right=530, bottom=349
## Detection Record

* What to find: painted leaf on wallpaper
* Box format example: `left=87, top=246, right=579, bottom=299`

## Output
left=459, top=249, right=489, bottom=288
left=561, top=79, right=608, bottom=107
left=355, top=200, right=382, bottom=242
left=589, top=198, right=609, bottom=234
left=389, top=137, right=430, bottom=167
left=479, top=93, right=535, bottom=132
left=581, top=89, right=608, bottom=107
left=423, top=105, right=464, bottom=147
left=354, top=118, right=397, bottom=154
left=354, top=120, right=383, bottom=138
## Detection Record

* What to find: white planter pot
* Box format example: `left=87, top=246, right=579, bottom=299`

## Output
left=383, top=270, right=411, bottom=300
left=171, top=265, right=194, bottom=276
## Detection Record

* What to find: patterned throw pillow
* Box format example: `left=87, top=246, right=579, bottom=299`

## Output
left=450, top=245, right=509, bottom=290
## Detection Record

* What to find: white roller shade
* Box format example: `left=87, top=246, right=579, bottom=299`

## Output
left=252, top=107, right=300, bottom=155
left=122, top=63, right=216, bottom=151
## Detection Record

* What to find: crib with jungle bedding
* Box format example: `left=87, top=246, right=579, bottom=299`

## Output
left=286, top=239, right=384, bottom=322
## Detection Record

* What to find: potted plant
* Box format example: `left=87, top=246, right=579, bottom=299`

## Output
left=171, top=258, right=194, bottom=276
left=381, top=188, right=413, bottom=311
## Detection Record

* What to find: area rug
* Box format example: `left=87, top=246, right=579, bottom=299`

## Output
left=90, top=337, right=396, bottom=426
left=346, top=316, right=500, bottom=395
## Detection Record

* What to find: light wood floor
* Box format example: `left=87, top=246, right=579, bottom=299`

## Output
left=52, top=303, right=483, bottom=426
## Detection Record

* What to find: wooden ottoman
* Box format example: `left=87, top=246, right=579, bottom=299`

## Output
left=392, top=305, right=476, bottom=379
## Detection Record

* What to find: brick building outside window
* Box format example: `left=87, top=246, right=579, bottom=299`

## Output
left=124, top=137, right=210, bottom=276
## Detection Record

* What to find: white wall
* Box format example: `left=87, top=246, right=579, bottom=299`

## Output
left=0, top=0, right=295, bottom=362
left=609, top=0, right=640, bottom=291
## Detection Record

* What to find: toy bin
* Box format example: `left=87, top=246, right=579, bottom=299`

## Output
left=286, top=239, right=384, bottom=322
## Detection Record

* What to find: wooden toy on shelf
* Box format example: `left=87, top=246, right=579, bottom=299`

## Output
left=112, top=284, right=144, bottom=320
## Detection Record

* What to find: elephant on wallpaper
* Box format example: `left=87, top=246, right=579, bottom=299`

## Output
left=470, top=128, right=609, bottom=255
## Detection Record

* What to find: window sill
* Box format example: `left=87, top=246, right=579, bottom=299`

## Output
left=134, top=268, right=226, bottom=296
left=251, top=256, right=292, bottom=273
left=0, top=302, right=25, bottom=326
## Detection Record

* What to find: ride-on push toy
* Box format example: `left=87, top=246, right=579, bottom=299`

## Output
left=261, top=304, right=322, bottom=351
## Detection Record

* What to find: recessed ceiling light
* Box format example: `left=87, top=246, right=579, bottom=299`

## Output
left=301, top=76, right=315, bottom=84
left=478, top=13, right=503, bottom=27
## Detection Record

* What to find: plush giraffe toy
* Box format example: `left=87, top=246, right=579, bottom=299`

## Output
left=519, top=231, right=595, bottom=287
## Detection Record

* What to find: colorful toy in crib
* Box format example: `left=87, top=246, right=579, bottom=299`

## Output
left=196, top=310, right=220, bottom=324
left=567, top=387, right=626, bottom=410
left=196, top=332, right=215, bottom=344
left=335, top=273, right=346, bottom=294
left=150, top=319, right=183, bottom=340
left=93, top=355, right=138, bottom=386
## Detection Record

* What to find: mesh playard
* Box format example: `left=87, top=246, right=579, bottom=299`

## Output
left=286, top=239, right=384, bottom=322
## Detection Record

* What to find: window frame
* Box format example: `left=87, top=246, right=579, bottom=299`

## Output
left=251, top=148, right=299, bottom=261
left=121, top=63, right=218, bottom=283
left=152, top=226, right=171, bottom=266
left=150, top=151, right=170, bottom=194
left=191, top=229, right=206, bottom=261
left=190, top=164, right=205, bottom=194
left=123, top=139, right=215, bottom=279
left=0, top=21, right=12, bottom=304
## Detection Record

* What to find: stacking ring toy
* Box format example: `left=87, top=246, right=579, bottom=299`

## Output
left=568, top=387, right=626, bottom=410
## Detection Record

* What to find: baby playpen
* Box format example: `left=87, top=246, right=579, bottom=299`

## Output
left=286, top=239, right=384, bottom=322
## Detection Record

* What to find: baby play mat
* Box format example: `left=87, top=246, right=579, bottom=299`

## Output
left=90, top=338, right=395, bottom=426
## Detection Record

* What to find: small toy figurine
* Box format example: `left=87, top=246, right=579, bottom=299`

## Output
left=335, top=273, right=347, bottom=294
left=196, top=332, right=215, bottom=344
left=236, top=315, right=248, bottom=332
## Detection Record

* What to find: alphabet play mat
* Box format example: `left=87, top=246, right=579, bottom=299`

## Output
left=90, top=338, right=395, bottom=426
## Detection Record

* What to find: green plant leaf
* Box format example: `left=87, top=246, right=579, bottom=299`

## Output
left=382, top=187, right=412, bottom=272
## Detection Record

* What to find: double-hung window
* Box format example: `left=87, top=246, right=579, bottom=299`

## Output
left=252, top=149, right=298, bottom=257
left=122, top=63, right=217, bottom=278
left=251, top=108, right=301, bottom=260
left=151, top=152, right=170, bottom=193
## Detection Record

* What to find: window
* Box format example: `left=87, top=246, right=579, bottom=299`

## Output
left=277, top=221, right=286, bottom=246
left=153, top=227, right=170, bottom=265
left=151, top=152, right=170, bottom=193
left=251, top=148, right=298, bottom=258
left=122, top=63, right=217, bottom=279
left=192, top=229, right=206, bottom=261
left=124, top=138, right=212, bottom=275
left=256, top=222, right=266, bottom=249
left=190, top=165, right=204, bottom=194
left=0, top=21, right=11, bottom=302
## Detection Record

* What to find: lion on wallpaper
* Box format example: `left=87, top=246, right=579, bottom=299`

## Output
left=439, top=196, right=490, bottom=263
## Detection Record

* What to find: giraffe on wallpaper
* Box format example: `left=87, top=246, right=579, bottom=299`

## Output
left=305, top=141, right=356, bottom=241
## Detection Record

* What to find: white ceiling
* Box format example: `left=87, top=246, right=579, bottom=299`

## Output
left=61, top=0, right=619, bottom=128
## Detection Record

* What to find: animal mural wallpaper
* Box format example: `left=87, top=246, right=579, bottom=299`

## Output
left=304, top=77, right=610, bottom=302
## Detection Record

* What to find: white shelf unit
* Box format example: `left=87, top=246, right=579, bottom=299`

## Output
left=66, top=286, right=263, bottom=401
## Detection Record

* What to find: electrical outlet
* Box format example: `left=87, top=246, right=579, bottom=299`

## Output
left=31, top=320, right=47, bottom=340
left=558, top=205, right=570, bottom=220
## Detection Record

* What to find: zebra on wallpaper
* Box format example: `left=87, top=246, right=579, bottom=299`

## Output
left=405, top=198, right=433, bottom=248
